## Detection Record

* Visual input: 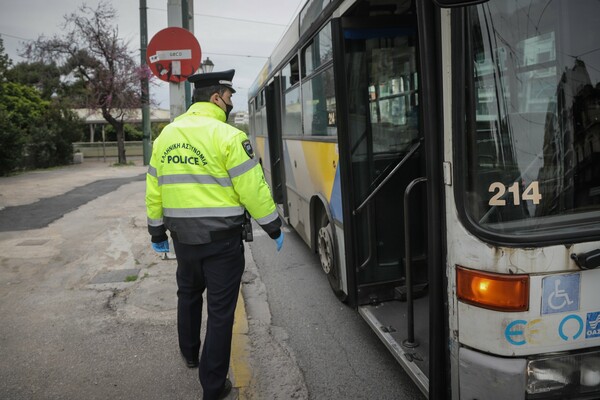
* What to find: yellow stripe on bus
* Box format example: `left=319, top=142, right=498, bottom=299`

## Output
left=301, top=141, right=338, bottom=202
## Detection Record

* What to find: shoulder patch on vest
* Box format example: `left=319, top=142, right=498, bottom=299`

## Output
left=242, top=140, right=254, bottom=159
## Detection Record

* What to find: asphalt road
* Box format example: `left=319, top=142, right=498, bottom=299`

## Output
left=246, top=225, right=425, bottom=400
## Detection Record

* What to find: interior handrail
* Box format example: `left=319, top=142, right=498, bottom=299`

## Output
left=353, top=138, right=422, bottom=216
left=402, top=177, right=427, bottom=348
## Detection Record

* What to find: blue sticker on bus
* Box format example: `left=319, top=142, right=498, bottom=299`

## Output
left=558, top=314, right=584, bottom=341
left=505, top=320, right=527, bottom=346
left=541, top=273, right=580, bottom=315
left=586, top=312, right=600, bottom=339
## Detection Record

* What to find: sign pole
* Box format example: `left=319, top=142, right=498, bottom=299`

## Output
left=167, top=0, right=186, bottom=120
left=181, top=0, right=193, bottom=110
left=140, top=0, right=152, bottom=165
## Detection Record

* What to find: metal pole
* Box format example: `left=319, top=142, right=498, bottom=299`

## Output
left=402, top=177, right=427, bottom=349
left=102, top=125, right=106, bottom=163
left=181, top=0, right=192, bottom=109
left=140, top=0, right=151, bottom=165
left=168, top=0, right=186, bottom=120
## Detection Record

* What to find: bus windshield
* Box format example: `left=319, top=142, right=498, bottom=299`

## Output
left=465, top=0, right=600, bottom=237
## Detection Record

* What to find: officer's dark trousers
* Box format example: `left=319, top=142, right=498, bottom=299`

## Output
left=173, top=235, right=245, bottom=400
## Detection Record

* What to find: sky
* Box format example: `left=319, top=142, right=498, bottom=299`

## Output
left=0, top=0, right=305, bottom=113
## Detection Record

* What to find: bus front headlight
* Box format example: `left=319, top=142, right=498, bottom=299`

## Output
left=581, top=358, right=600, bottom=387
left=526, top=351, right=600, bottom=398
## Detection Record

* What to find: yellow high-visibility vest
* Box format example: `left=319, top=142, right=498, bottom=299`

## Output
left=145, top=102, right=280, bottom=244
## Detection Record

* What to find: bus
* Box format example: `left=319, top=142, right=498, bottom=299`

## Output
left=247, top=0, right=600, bottom=398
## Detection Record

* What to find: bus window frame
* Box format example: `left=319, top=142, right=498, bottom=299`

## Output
left=300, top=21, right=336, bottom=139
left=249, top=97, right=257, bottom=138
left=281, top=54, right=304, bottom=138
left=301, top=65, right=337, bottom=138
left=452, top=7, right=600, bottom=248
left=301, top=21, right=334, bottom=78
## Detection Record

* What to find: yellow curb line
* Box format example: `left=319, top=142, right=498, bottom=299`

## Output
left=232, top=289, right=251, bottom=399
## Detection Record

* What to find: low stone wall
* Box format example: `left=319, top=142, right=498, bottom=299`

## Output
left=73, top=141, right=145, bottom=158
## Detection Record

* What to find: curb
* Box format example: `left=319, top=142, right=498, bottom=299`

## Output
left=232, top=288, right=252, bottom=399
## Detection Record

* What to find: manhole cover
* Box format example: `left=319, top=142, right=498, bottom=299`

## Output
left=17, top=239, right=49, bottom=246
left=90, top=269, right=141, bottom=284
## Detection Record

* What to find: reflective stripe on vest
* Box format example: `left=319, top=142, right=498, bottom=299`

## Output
left=228, top=158, right=258, bottom=178
left=255, top=209, right=279, bottom=225
left=158, top=174, right=232, bottom=187
left=147, top=217, right=163, bottom=226
left=163, top=206, right=244, bottom=218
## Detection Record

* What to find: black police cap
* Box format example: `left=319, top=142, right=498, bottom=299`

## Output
left=187, top=69, right=236, bottom=93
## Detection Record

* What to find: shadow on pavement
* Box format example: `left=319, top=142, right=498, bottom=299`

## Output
left=0, top=174, right=145, bottom=232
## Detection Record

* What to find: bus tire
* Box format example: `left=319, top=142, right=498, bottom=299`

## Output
left=317, top=213, right=346, bottom=301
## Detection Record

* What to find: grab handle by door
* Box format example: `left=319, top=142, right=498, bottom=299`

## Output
left=358, top=205, right=374, bottom=271
left=402, top=177, right=427, bottom=348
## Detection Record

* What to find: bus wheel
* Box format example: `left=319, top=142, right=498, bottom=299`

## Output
left=317, top=216, right=346, bottom=301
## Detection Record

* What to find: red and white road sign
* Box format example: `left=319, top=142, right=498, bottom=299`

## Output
left=146, top=27, right=201, bottom=83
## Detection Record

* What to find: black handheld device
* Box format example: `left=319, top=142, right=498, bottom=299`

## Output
left=241, top=212, right=253, bottom=242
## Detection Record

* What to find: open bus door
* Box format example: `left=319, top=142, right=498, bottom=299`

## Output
left=265, top=77, right=288, bottom=217
left=333, top=3, right=445, bottom=396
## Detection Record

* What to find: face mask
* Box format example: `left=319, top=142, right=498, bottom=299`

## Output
left=219, top=96, right=233, bottom=120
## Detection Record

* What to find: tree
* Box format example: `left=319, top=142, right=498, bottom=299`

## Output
left=24, top=1, right=143, bottom=164
left=0, top=35, right=84, bottom=175
left=0, top=80, right=83, bottom=175
left=5, top=61, right=62, bottom=100
left=0, top=37, right=12, bottom=81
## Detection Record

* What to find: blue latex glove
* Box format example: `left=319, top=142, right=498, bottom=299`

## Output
left=152, top=240, right=170, bottom=253
left=275, top=232, right=284, bottom=252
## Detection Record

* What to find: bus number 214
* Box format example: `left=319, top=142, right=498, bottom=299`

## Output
left=488, top=181, right=542, bottom=206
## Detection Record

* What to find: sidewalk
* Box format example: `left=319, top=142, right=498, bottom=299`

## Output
left=0, top=159, right=251, bottom=399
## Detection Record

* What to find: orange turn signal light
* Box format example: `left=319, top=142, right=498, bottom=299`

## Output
left=456, top=266, right=529, bottom=312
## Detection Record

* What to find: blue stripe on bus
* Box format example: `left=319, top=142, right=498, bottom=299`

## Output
left=330, top=165, right=343, bottom=223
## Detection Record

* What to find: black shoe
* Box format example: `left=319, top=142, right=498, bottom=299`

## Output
left=217, top=378, right=232, bottom=399
left=180, top=353, right=199, bottom=368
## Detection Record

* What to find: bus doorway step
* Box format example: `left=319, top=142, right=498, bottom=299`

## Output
left=394, top=283, right=428, bottom=302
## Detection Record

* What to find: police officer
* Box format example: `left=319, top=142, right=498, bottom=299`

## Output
left=145, top=69, right=284, bottom=400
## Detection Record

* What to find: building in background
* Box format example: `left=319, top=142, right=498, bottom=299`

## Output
left=233, top=111, right=249, bottom=126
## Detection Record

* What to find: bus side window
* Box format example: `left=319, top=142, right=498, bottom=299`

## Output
left=282, top=57, right=300, bottom=90
left=302, top=67, right=336, bottom=136
left=301, top=23, right=335, bottom=137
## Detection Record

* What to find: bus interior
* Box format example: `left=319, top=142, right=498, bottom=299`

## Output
left=336, top=0, right=432, bottom=390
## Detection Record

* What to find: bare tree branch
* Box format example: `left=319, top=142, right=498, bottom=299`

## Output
left=24, top=0, right=145, bottom=164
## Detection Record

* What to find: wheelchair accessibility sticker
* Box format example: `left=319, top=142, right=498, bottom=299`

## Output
left=541, top=273, right=580, bottom=315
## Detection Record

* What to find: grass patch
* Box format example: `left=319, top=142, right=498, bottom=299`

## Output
left=125, top=275, right=138, bottom=282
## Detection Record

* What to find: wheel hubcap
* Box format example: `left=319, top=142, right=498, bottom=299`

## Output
left=318, top=226, right=333, bottom=274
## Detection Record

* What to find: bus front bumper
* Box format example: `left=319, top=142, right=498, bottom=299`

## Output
left=459, top=347, right=600, bottom=399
